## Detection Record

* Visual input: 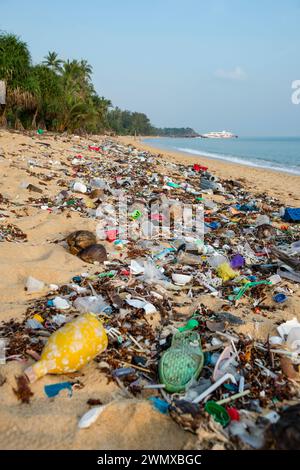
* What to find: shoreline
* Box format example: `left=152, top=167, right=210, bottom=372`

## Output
left=117, top=135, right=300, bottom=207
left=143, top=138, right=300, bottom=177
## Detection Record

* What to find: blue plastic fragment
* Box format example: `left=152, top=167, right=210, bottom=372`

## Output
left=103, top=306, right=113, bottom=315
left=47, top=300, right=54, bottom=307
left=204, top=352, right=212, bottom=366
left=25, top=319, right=44, bottom=330
left=273, top=293, right=287, bottom=303
left=206, top=221, right=220, bottom=230
left=149, top=397, right=169, bottom=414
left=236, top=204, right=257, bottom=212
left=44, top=381, right=73, bottom=398
left=113, top=367, right=135, bottom=377
left=153, top=248, right=176, bottom=260
left=283, top=208, right=300, bottom=223
left=223, top=383, right=239, bottom=392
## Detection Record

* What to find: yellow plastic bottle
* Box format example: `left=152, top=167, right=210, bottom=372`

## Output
left=25, top=313, right=108, bottom=383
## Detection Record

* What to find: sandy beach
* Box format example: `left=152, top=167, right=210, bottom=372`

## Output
left=0, top=130, right=197, bottom=450
left=0, top=129, right=300, bottom=450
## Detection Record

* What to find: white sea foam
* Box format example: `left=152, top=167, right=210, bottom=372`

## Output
left=176, top=147, right=300, bottom=175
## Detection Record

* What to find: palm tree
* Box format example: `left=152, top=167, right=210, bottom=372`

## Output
left=0, top=33, right=31, bottom=86
left=80, top=60, right=92, bottom=80
left=43, top=51, right=63, bottom=72
left=0, top=32, right=122, bottom=134
left=0, top=33, right=39, bottom=127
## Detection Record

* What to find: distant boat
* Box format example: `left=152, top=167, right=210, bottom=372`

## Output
left=200, top=130, right=238, bottom=139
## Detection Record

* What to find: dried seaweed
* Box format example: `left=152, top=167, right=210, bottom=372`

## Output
left=13, top=375, right=34, bottom=404
left=0, top=223, right=27, bottom=242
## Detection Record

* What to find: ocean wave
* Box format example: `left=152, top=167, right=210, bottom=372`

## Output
left=176, top=147, right=300, bottom=176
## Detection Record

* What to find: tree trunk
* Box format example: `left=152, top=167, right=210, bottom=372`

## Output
left=0, top=105, right=7, bottom=128
left=31, top=108, right=38, bottom=129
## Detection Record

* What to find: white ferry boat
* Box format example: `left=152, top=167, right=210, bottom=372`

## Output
left=201, top=130, right=237, bottom=139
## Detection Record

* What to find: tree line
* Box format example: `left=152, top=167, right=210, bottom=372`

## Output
left=0, top=32, right=197, bottom=137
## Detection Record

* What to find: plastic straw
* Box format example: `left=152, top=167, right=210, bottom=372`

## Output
left=216, top=390, right=250, bottom=405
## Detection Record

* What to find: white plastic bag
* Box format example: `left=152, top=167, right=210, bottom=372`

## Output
left=73, top=295, right=109, bottom=314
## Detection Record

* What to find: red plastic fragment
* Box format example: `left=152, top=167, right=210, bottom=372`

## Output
left=226, top=406, right=240, bottom=421
left=193, top=164, right=208, bottom=172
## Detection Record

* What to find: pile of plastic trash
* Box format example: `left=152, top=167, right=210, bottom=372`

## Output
left=1, top=137, right=300, bottom=450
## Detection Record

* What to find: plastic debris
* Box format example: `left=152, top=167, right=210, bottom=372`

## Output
left=73, top=181, right=87, bottom=193
left=273, top=293, right=287, bottom=303
left=44, top=381, right=73, bottom=398
left=277, top=317, right=300, bottom=338
left=171, top=273, right=193, bottom=285
left=204, top=401, right=230, bottom=427
left=74, top=295, right=110, bottom=314
left=216, top=263, right=238, bottom=282
left=126, top=298, right=157, bottom=314
left=52, top=297, right=70, bottom=310
left=1, top=136, right=300, bottom=450
left=24, top=313, right=108, bottom=382
left=78, top=405, right=106, bottom=429
left=149, top=397, right=169, bottom=414
left=283, top=207, right=300, bottom=222
left=25, top=276, right=45, bottom=293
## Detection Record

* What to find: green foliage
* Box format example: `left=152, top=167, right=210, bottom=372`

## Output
left=107, top=108, right=154, bottom=135
left=154, top=127, right=199, bottom=137
left=0, top=32, right=31, bottom=87
left=42, top=51, right=63, bottom=72
left=0, top=31, right=197, bottom=136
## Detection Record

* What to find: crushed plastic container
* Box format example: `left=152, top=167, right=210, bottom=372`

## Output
left=53, top=296, right=70, bottom=310
left=73, top=295, right=110, bottom=314
left=287, top=327, right=300, bottom=351
left=25, top=276, right=45, bottom=293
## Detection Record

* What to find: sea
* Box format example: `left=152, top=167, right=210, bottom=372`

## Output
left=142, top=136, right=300, bottom=175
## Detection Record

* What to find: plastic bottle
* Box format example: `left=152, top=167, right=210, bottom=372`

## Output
left=24, top=313, right=108, bottom=382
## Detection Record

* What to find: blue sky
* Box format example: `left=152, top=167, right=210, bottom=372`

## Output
left=2, top=0, right=300, bottom=135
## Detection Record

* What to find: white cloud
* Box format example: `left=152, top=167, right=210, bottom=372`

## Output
left=215, top=66, right=247, bottom=80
